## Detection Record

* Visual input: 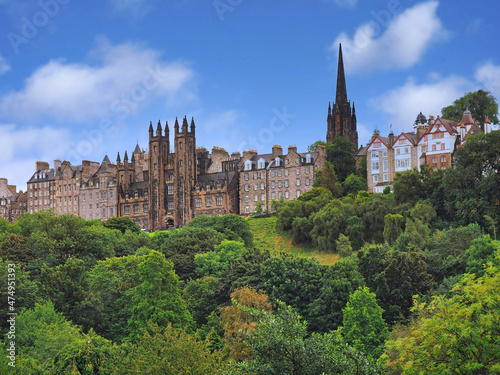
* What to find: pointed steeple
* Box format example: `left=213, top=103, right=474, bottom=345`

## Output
left=116, top=152, right=121, bottom=163
left=131, top=152, right=135, bottom=163
left=190, top=117, right=196, bottom=134
left=156, top=120, right=162, bottom=136
left=335, top=43, right=348, bottom=106
left=134, top=142, right=141, bottom=154
left=124, top=151, right=129, bottom=163
left=148, top=121, right=154, bottom=137
left=182, top=116, right=188, bottom=133
left=102, top=154, right=111, bottom=164
left=165, top=120, right=169, bottom=136
left=174, top=117, right=180, bottom=133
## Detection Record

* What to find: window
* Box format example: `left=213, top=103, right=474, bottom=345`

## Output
left=254, top=184, right=258, bottom=191
left=278, top=170, right=282, bottom=177
left=296, top=157, right=300, bottom=164
left=279, top=191, right=283, bottom=198
left=285, top=191, right=289, bottom=198
left=271, top=181, right=275, bottom=188
left=383, top=173, right=388, bottom=182
left=296, top=190, right=301, bottom=198
left=134, top=205, right=139, bottom=214
left=432, top=157, right=438, bottom=164
left=306, top=178, right=310, bottom=186
left=432, top=132, right=444, bottom=139
left=271, top=192, right=276, bottom=199
left=271, top=170, right=275, bottom=178
left=441, top=143, right=445, bottom=150
left=278, top=180, right=283, bottom=188
left=261, top=182, right=265, bottom=190
left=260, top=172, right=265, bottom=179
left=305, top=166, right=310, bottom=174
left=195, top=199, right=201, bottom=208
left=285, top=180, right=289, bottom=188
left=168, top=185, right=174, bottom=195
left=216, top=196, right=223, bottom=206
left=258, top=158, right=265, bottom=169
left=382, top=150, right=388, bottom=158
left=143, top=204, right=149, bottom=213
left=90, top=193, right=93, bottom=200
left=440, top=156, right=446, bottom=163
left=124, top=205, right=130, bottom=214
left=371, top=151, right=379, bottom=158
left=254, top=195, right=258, bottom=202
left=373, top=175, right=379, bottom=183
left=245, top=206, right=250, bottom=214
left=371, top=161, right=379, bottom=171
left=244, top=161, right=252, bottom=171
left=244, top=173, right=249, bottom=180
left=295, top=168, right=299, bottom=175
left=421, top=145, right=426, bottom=153
left=89, top=204, right=93, bottom=210
left=275, top=157, right=280, bottom=166
left=110, top=208, right=114, bottom=216
left=261, top=193, right=265, bottom=201
left=306, top=154, right=311, bottom=163
left=383, top=160, right=388, bottom=172
left=206, top=198, right=212, bottom=207
left=296, top=178, right=301, bottom=186
left=395, top=159, right=411, bottom=169
left=404, top=147, right=409, bottom=154
left=396, top=148, right=401, bottom=155
left=254, top=172, right=258, bottom=179
left=135, top=192, right=139, bottom=199
left=96, top=203, right=100, bottom=209
left=432, top=144, right=436, bottom=151
left=245, top=195, right=249, bottom=203
left=167, top=201, right=174, bottom=210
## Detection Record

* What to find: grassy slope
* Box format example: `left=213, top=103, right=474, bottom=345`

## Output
left=248, top=216, right=339, bottom=266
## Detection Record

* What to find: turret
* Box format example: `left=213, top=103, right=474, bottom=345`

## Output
left=174, top=117, right=180, bottom=133
left=116, top=152, right=121, bottom=164
left=124, top=151, right=129, bottom=164
left=148, top=121, right=154, bottom=138
left=190, top=117, right=196, bottom=134
left=165, top=121, right=169, bottom=137
left=156, top=120, right=162, bottom=137
left=182, top=116, right=188, bottom=133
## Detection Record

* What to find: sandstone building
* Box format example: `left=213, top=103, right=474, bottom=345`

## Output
left=0, top=178, right=27, bottom=222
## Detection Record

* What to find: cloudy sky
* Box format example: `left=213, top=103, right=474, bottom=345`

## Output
left=1, top=0, right=499, bottom=190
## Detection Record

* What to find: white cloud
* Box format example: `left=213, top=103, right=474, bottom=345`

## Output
left=0, top=124, right=72, bottom=190
left=202, top=110, right=239, bottom=131
left=374, top=74, right=473, bottom=134
left=332, top=1, right=447, bottom=73
left=0, top=37, right=196, bottom=122
left=475, top=61, right=500, bottom=100
left=0, top=55, right=10, bottom=75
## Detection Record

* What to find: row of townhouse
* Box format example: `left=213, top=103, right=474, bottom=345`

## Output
left=366, top=110, right=496, bottom=193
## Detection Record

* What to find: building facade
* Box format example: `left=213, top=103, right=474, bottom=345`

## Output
left=0, top=178, right=28, bottom=222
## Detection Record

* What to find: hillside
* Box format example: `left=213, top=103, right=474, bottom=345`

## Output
left=248, top=215, right=339, bottom=266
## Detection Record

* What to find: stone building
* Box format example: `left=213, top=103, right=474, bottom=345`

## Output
left=239, top=144, right=326, bottom=214
left=79, top=156, right=118, bottom=221
left=327, top=44, right=358, bottom=150
left=117, top=117, right=240, bottom=231
left=27, top=162, right=56, bottom=214
left=0, top=178, right=28, bottom=222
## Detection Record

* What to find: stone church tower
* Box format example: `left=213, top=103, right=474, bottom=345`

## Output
left=173, top=116, right=197, bottom=226
left=327, top=43, right=358, bottom=150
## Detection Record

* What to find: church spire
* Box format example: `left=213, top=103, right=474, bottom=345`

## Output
left=335, top=43, right=347, bottom=106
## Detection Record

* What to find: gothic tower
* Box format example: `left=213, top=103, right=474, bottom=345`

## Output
left=148, top=120, right=169, bottom=231
left=173, top=116, right=197, bottom=226
left=327, top=43, right=358, bottom=150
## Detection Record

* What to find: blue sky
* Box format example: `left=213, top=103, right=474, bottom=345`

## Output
left=1, top=0, right=500, bottom=190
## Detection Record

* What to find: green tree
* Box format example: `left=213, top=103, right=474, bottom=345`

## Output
left=341, top=287, right=388, bottom=359
left=383, top=214, right=405, bottom=245
left=341, top=173, right=367, bottom=197
left=336, top=233, right=353, bottom=257
left=441, top=89, right=499, bottom=127
left=194, top=240, right=247, bottom=278
left=312, top=161, right=340, bottom=197
left=385, top=267, right=500, bottom=374
left=128, top=250, right=194, bottom=338
left=465, top=235, right=500, bottom=277
left=183, top=276, right=220, bottom=328
left=226, top=301, right=380, bottom=375
left=327, top=136, right=357, bottom=182
left=114, top=323, right=225, bottom=374
left=103, top=216, right=141, bottom=233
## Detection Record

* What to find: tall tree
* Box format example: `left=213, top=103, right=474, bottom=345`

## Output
left=441, top=89, right=499, bottom=127
left=327, top=136, right=357, bottom=182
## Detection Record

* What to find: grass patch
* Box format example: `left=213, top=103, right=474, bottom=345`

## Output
left=248, top=216, right=339, bottom=266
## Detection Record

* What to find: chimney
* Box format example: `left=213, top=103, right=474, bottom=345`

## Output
left=272, top=145, right=283, bottom=158
left=288, top=145, right=297, bottom=154
left=242, top=149, right=258, bottom=161
left=36, top=161, right=50, bottom=172
left=231, top=152, right=241, bottom=160
left=417, top=125, right=427, bottom=141
left=428, top=115, right=434, bottom=127
left=388, top=131, right=395, bottom=148
left=317, top=144, right=326, bottom=159
left=54, top=159, right=62, bottom=171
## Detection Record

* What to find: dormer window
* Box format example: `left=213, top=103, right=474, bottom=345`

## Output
left=306, top=154, right=311, bottom=163
left=257, top=158, right=265, bottom=169
left=275, top=157, right=280, bottom=167
left=244, top=160, right=252, bottom=171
